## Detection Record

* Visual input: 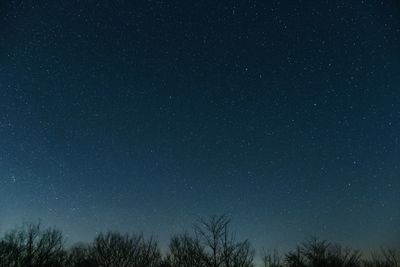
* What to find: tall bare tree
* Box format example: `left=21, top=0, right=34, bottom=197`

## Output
left=165, top=215, right=254, bottom=267
left=194, top=215, right=254, bottom=267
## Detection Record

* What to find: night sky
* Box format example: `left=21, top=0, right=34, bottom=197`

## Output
left=1, top=0, right=399, bottom=253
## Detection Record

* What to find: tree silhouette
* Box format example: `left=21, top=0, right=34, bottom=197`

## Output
left=194, top=215, right=254, bottom=267
left=165, top=215, right=254, bottom=267
left=0, top=223, right=65, bottom=267
left=364, top=248, right=400, bottom=267
left=0, top=219, right=398, bottom=267
left=167, top=233, right=206, bottom=267
left=285, top=238, right=361, bottom=267
left=65, top=243, right=96, bottom=267
left=261, top=248, right=282, bottom=267
left=89, top=231, right=161, bottom=267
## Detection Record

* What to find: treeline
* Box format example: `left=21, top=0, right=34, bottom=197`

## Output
left=0, top=216, right=398, bottom=267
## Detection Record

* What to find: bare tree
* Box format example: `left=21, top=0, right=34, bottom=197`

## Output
left=285, top=247, right=306, bottom=267
left=89, top=231, right=161, bottom=267
left=262, top=248, right=282, bottom=267
left=164, top=215, right=254, bottom=267
left=65, top=243, right=97, bottom=267
left=0, top=222, right=65, bottom=267
left=166, top=232, right=206, bottom=267
left=285, top=238, right=361, bottom=267
left=380, top=249, right=400, bottom=267
left=194, top=215, right=254, bottom=267
left=365, top=248, right=400, bottom=267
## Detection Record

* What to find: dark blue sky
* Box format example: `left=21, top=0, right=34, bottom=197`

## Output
left=0, top=0, right=399, bottom=252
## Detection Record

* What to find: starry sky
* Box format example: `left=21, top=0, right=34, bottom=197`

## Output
left=0, top=0, right=399, bottom=253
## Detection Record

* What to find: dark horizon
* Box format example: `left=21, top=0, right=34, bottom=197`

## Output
left=1, top=0, right=399, bottom=255
left=0, top=216, right=399, bottom=267
left=0, top=216, right=398, bottom=254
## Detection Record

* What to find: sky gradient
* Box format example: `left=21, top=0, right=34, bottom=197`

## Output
left=1, top=0, right=399, bottom=253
